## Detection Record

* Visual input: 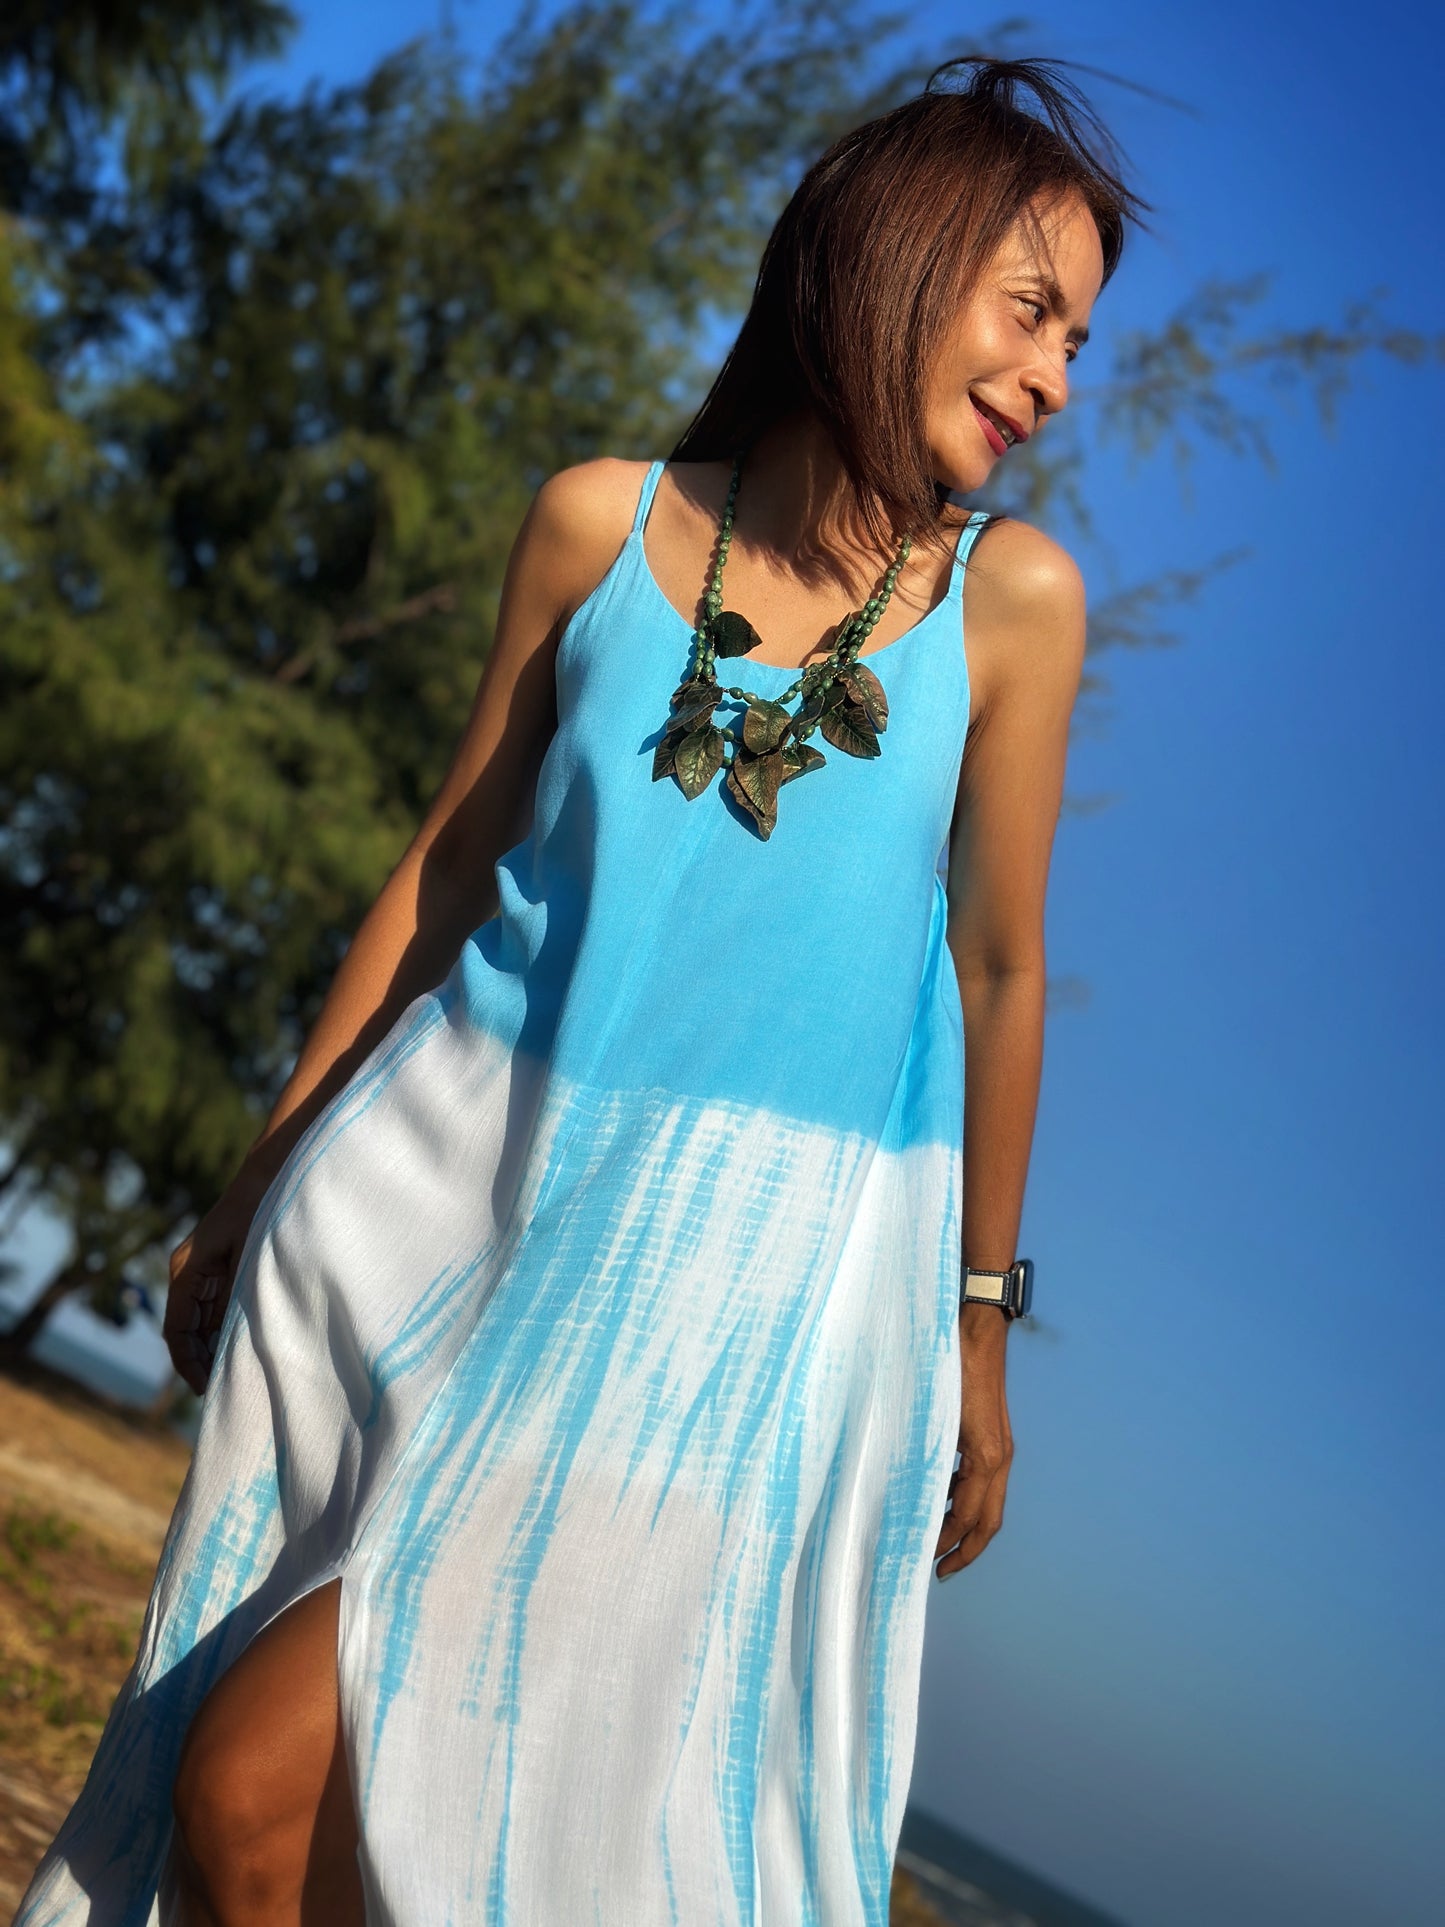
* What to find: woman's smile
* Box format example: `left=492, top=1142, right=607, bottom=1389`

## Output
left=970, top=394, right=1029, bottom=455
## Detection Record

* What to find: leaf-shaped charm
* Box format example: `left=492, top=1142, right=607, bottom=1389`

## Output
left=710, top=610, right=762, bottom=659
left=670, top=674, right=718, bottom=712
left=652, top=730, right=680, bottom=780
left=795, top=679, right=845, bottom=735
left=673, top=723, right=724, bottom=799
left=672, top=686, right=723, bottom=733
left=779, top=741, right=826, bottom=785
left=820, top=700, right=881, bottom=759
left=838, top=661, right=889, bottom=731
left=742, top=699, right=791, bottom=754
left=726, top=748, right=784, bottom=837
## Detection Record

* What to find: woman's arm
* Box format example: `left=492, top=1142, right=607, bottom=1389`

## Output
left=164, top=459, right=645, bottom=1391
left=934, top=518, right=1087, bottom=1576
left=241, top=464, right=641, bottom=1179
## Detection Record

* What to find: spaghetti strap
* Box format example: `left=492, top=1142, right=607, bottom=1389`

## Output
left=945, top=509, right=995, bottom=603
left=631, top=458, right=666, bottom=536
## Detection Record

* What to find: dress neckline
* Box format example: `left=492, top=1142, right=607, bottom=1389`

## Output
left=634, top=469, right=977, bottom=682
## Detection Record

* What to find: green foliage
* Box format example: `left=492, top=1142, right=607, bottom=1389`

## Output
left=1087, top=276, right=1445, bottom=473
left=0, top=2, right=295, bottom=366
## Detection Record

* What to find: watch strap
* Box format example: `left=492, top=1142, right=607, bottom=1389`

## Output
left=961, top=1258, right=1034, bottom=1320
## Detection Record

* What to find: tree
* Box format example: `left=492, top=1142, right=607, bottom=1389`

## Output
left=0, top=2, right=293, bottom=357
left=0, top=1, right=898, bottom=1356
left=0, top=1, right=1438, bottom=1360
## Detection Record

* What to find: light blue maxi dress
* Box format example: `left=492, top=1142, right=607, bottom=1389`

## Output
left=16, top=463, right=992, bottom=1927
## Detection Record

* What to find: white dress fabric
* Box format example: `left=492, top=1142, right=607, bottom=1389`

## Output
left=16, top=463, right=990, bottom=1925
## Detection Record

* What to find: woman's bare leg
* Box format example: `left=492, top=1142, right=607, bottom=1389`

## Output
left=170, top=1576, right=364, bottom=1927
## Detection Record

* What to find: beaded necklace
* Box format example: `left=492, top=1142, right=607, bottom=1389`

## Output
left=651, top=452, right=912, bottom=839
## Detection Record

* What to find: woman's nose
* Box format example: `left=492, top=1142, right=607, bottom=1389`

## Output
left=1026, top=348, right=1070, bottom=423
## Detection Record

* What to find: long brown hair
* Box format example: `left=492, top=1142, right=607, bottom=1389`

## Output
left=670, top=56, right=1149, bottom=551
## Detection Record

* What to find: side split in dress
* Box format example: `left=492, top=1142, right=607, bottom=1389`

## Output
left=16, top=462, right=991, bottom=1926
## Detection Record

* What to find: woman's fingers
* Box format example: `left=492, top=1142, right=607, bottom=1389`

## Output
left=172, top=1333, right=210, bottom=1396
left=163, top=1248, right=233, bottom=1395
left=934, top=1465, right=985, bottom=1559
left=934, top=1467, right=1007, bottom=1576
left=934, top=1450, right=1011, bottom=1577
left=167, top=1329, right=208, bottom=1395
left=164, top=1294, right=209, bottom=1393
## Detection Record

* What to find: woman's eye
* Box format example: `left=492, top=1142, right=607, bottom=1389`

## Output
left=1018, top=296, right=1048, bottom=324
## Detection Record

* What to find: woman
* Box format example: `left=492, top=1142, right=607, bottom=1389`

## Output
left=17, top=54, right=1143, bottom=1927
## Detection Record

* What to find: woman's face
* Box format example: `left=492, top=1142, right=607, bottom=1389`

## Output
left=923, top=188, right=1105, bottom=496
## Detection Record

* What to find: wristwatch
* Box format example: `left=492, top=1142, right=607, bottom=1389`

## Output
left=961, top=1258, right=1034, bottom=1321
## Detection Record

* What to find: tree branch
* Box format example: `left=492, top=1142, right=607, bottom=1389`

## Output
left=272, top=582, right=459, bottom=684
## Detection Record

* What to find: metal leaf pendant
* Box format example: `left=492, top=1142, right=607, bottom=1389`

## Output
left=654, top=676, right=723, bottom=784
left=652, top=731, right=680, bottom=781
left=710, top=610, right=762, bottom=659
left=742, top=699, right=791, bottom=753
left=838, top=661, right=889, bottom=732
left=818, top=681, right=881, bottom=759
left=779, top=741, right=825, bottom=785
left=673, top=723, right=724, bottom=798
left=726, top=746, right=786, bottom=837
left=668, top=675, right=723, bottom=725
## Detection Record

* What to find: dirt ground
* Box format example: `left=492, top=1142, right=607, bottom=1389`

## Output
left=0, top=1360, right=948, bottom=1925
left=0, top=1360, right=192, bottom=1914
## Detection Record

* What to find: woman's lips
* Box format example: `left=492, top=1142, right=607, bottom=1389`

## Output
left=972, top=402, right=1009, bottom=458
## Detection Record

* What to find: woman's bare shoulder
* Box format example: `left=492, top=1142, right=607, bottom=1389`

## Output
left=533, top=457, right=652, bottom=540
left=974, top=516, right=1086, bottom=620
left=517, top=458, right=655, bottom=620
left=961, top=515, right=1086, bottom=719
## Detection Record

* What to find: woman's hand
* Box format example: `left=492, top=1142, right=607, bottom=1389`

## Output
left=934, top=1304, right=1014, bottom=1578
left=163, top=1158, right=279, bottom=1396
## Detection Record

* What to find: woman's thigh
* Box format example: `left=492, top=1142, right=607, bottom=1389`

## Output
left=171, top=1575, right=363, bottom=1925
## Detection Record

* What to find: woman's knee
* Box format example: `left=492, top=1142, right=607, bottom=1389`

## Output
left=172, top=1708, right=305, bottom=1906
left=170, top=1581, right=344, bottom=1909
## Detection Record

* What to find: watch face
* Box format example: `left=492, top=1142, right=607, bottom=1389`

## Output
left=1016, top=1258, right=1034, bottom=1316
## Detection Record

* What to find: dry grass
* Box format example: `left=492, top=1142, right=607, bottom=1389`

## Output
left=0, top=1505, right=150, bottom=1780
left=0, top=1363, right=191, bottom=1913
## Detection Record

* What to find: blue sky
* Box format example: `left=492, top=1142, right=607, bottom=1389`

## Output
left=11, top=3, right=1443, bottom=1923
